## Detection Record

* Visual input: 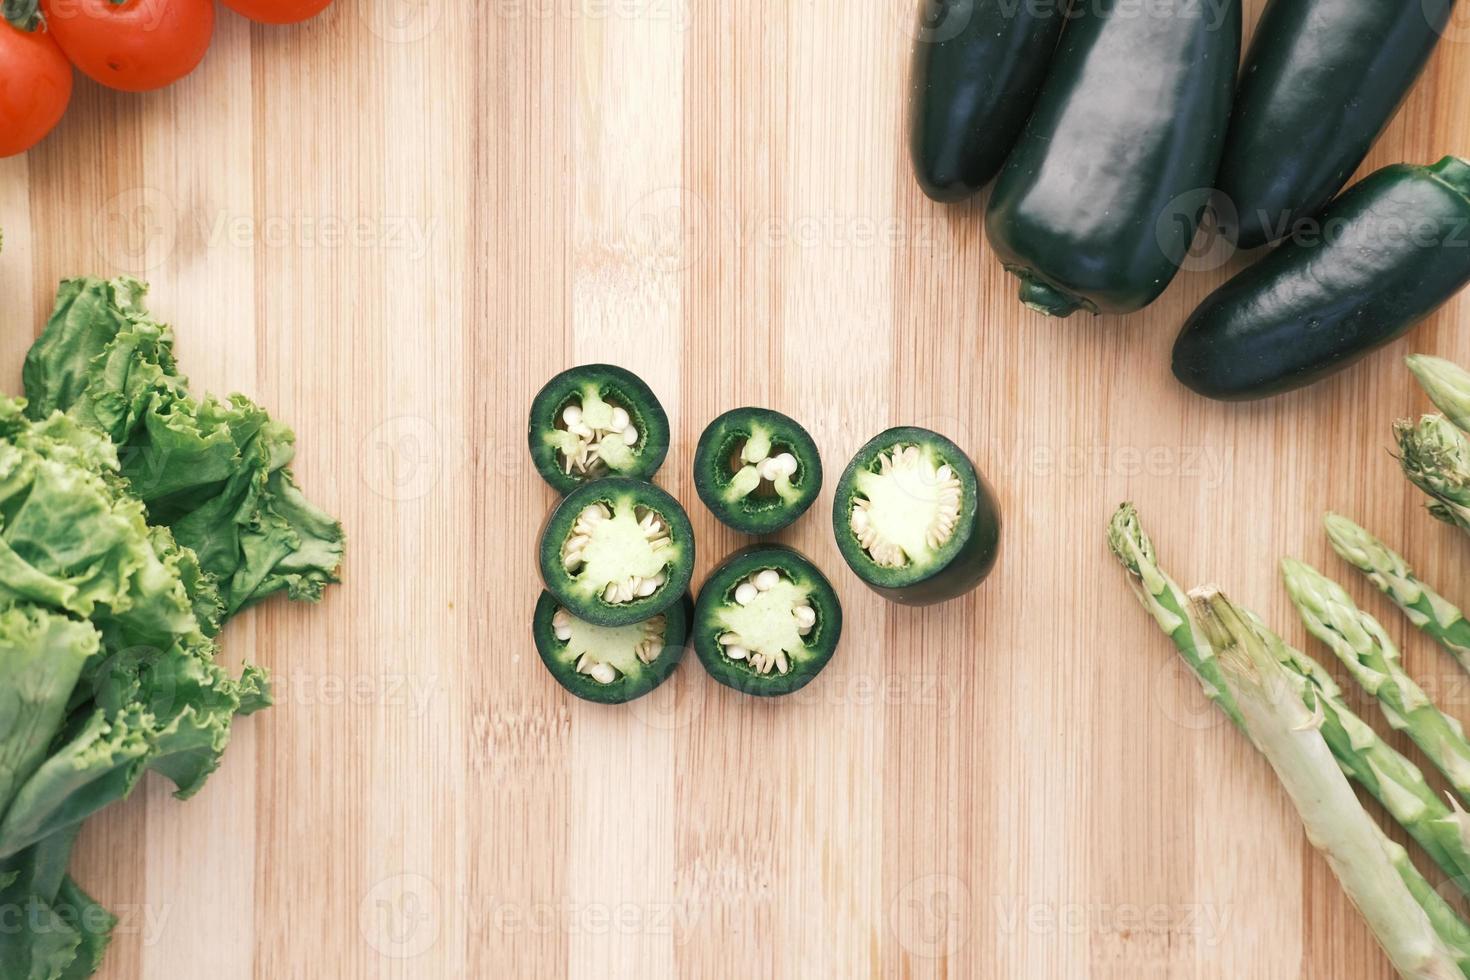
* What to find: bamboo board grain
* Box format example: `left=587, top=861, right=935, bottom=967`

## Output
left=3, top=1, right=1470, bottom=977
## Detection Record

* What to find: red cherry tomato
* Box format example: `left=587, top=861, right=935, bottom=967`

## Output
left=0, top=23, right=73, bottom=157
left=221, top=0, right=332, bottom=25
left=41, top=0, right=214, bottom=93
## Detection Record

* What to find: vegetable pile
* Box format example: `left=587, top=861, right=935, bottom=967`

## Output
left=911, top=0, right=1470, bottom=399
left=1111, top=352, right=1470, bottom=976
left=1, top=0, right=338, bottom=158
left=0, top=276, right=342, bottom=978
left=527, top=364, right=1002, bottom=702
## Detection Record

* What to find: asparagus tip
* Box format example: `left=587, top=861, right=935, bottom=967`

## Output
left=1106, top=502, right=1151, bottom=571
left=1323, top=513, right=1407, bottom=577
left=1280, top=555, right=1313, bottom=583
left=1407, top=355, right=1470, bottom=431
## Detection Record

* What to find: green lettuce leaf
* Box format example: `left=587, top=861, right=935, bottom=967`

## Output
left=22, top=277, right=344, bottom=617
left=0, top=629, right=272, bottom=856
left=0, top=608, right=99, bottom=818
left=0, top=708, right=153, bottom=859
left=0, top=403, right=198, bottom=647
left=0, top=828, right=114, bottom=980
left=88, top=635, right=271, bottom=799
left=4, top=274, right=335, bottom=977
left=51, top=876, right=114, bottom=980
left=20, top=278, right=166, bottom=427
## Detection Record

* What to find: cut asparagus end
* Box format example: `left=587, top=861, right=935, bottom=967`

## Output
left=560, top=501, right=672, bottom=606
left=552, top=606, right=667, bottom=685
left=1189, top=587, right=1466, bottom=980
left=850, top=443, right=962, bottom=567
left=1408, top=355, right=1470, bottom=434
left=1189, top=588, right=1280, bottom=687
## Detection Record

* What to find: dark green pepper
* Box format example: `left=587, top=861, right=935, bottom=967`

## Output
left=908, top=0, right=1066, bottom=202
left=984, top=0, right=1241, bottom=316
left=1215, top=0, right=1457, bottom=250
left=533, top=590, right=690, bottom=704
left=1173, top=157, right=1470, bottom=401
left=832, top=427, right=1000, bottom=606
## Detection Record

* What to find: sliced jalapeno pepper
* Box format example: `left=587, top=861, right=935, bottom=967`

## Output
left=693, top=407, right=822, bottom=535
left=832, top=426, right=1000, bottom=605
left=528, top=364, right=670, bottom=494
left=532, top=590, right=690, bottom=704
left=538, top=477, right=695, bottom=627
left=693, top=545, right=842, bottom=697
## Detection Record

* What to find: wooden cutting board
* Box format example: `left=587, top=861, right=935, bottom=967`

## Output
left=2, top=2, right=1469, bottom=976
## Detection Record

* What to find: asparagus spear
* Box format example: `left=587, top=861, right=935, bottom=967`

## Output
left=1252, top=617, right=1470, bottom=897
left=1283, top=558, right=1470, bottom=803
left=1109, top=504, right=1470, bottom=893
left=1106, top=503, right=1244, bottom=730
left=1398, top=415, right=1470, bottom=534
left=1409, top=355, right=1470, bottom=434
left=1325, top=513, right=1470, bottom=675
left=1191, top=588, right=1464, bottom=980
left=1389, top=832, right=1470, bottom=977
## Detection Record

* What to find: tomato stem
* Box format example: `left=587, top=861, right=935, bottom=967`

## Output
left=1, top=0, right=39, bottom=30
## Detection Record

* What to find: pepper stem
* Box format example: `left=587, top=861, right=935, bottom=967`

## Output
left=1429, top=156, right=1470, bottom=201
left=1012, top=270, right=1090, bottom=318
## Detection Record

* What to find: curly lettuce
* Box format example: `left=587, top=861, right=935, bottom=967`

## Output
left=0, top=608, right=99, bottom=822
left=23, top=276, right=345, bottom=614
left=0, top=400, right=279, bottom=856
left=0, top=828, right=115, bottom=979
left=0, top=402, right=198, bottom=647
left=0, top=274, right=341, bottom=978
